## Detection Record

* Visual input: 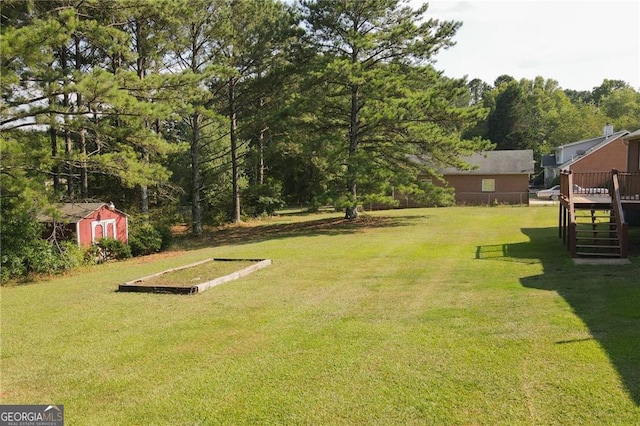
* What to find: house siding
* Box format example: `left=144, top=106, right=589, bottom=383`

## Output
left=438, top=174, right=530, bottom=205
left=628, top=139, right=640, bottom=173
left=77, top=206, right=128, bottom=247
left=568, top=137, right=628, bottom=173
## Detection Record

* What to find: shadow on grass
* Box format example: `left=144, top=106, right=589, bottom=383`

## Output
left=478, top=227, right=640, bottom=406
left=173, top=214, right=423, bottom=251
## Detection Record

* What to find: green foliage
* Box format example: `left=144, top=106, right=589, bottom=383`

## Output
left=241, top=180, right=285, bottom=217
left=0, top=202, right=89, bottom=283
left=95, top=238, right=132, bottom=261
left=2, top=0, right=639, bottom=235
left=360, top=193, right=400, bottom=210
left=128, top=222, right=163, bottom=257
left=300, top=1, right=491, bottom=216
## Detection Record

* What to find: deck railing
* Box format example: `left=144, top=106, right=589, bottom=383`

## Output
left=560, top=170, right=640, bottom=200
left=562, top=171, right=612, bottom=196
left=559, top=171, right=577, bottom=256
left=617, top=172, right=640, bottom=200
left=611, top=170, right=628, bottom=258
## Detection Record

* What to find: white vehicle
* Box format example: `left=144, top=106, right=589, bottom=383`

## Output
left=536, top=184, right=609, bottom=200
left=536, top=185, right=561, bottom=200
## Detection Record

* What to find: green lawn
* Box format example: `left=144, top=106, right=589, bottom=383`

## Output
left=2, top=206, right=640, bottom=425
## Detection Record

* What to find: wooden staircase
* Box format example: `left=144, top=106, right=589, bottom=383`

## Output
left=574, top=208, right=623, bottom=258
left=559, top=170, right=629, bottom=259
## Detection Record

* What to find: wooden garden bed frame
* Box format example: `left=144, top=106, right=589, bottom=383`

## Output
left=118, top=258, right=272, bottom=295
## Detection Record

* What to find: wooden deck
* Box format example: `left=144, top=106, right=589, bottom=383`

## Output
left=569, top=194, right=640, bottom=207
left=571, top=194, right=611, bottom=205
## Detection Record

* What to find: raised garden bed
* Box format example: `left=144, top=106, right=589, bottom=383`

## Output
left=118, top=258, right=272, bottom=295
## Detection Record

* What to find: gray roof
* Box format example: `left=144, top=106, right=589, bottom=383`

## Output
left=623, top=129, right=640, bottom=141
left=439, top=150, right=535, bottom=175
left=39, top=203, right=125, bottom=223
left=558, top=130, right=628, bottom=150
left=558, top=130, right=629, bottom=170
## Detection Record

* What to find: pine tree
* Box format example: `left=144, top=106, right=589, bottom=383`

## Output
left=301, top=0, right=489, bottom=218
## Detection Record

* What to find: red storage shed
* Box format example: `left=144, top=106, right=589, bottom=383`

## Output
left=42, top=203, right=129, bottom=248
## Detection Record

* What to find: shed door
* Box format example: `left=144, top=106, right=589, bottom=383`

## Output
left=91, top=219, right=117, bottom=243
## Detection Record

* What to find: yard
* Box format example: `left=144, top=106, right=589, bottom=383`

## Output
left=1, top=206, right=639, bottom=424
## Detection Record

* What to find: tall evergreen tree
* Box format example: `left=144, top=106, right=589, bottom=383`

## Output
left=207, top=0, right=301, bottom=223
left=301, top=0, right=489, bottom=218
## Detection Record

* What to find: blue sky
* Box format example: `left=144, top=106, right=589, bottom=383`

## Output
left=423, top=1, right=640, bottom=91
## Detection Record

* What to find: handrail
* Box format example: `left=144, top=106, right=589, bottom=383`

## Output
left=611, top=170, right=628, bottom=258
left=566, top=171, right=577, bottom=257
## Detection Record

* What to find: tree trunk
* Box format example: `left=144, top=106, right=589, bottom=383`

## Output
left=60, top=47, right=74, bottom=198
left=136, top=19, right=149, bottom=215
left=257, top=97, right=266, bottom=186
left=75, top=36, right=88, bottom=199
left=50, top=121, right=60, bottom=192
left=191, top=113, right=203, bottom=235
left=140, top=149, right=149, bottom=214
left=346, top=83, right=359, bottom=219
left=79, top=128, right=88, bottom=199
left=230, top=77, right=242, bottom=223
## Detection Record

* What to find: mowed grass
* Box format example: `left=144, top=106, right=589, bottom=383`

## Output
left=2, top=206, right=640, bottom=425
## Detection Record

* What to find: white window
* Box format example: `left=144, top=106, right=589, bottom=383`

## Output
left=482, top=179, right=496, bottom=192
left=91, top=219, right=117, bottom=243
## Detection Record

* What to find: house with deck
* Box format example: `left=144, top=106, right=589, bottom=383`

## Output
left=557, top=129, right=640, bottom=259
left=541, top=126, right=629, bottom=186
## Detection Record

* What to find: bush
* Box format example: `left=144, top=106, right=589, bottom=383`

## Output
left=128, top=221, right=163, bottom=257
left=242, top=180, right=285, bottom=217
left=0, top=201, right=54, bottom=282
left=96, top=238, right=132, bottom=261
left=156, top=224, right=173, bottom=251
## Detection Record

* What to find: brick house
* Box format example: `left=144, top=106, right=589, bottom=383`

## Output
left=541, top=127, right=630, bottom=186
left=432, top=150, right=535, bottom=205
left=625, top=129, right=640, bottom=173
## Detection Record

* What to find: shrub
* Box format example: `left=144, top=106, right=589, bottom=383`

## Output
left=58, top=241, right=86, bottom=269
left=128, top=221, right=163, bottom=257
left=96, top=238, right=132, bottom=261
left=156, top=224, right=173, bottom=251
left=1, top=201, right=45, bottom=282
left=242, top=180, right=285, bottom=217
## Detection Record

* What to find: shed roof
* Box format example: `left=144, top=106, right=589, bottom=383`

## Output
left=438, top=150, right=535, bottom=175
left=40, top=203, right=125, bottom=223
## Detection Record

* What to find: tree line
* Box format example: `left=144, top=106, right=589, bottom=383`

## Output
left=2, top=0, right=639, bottom=281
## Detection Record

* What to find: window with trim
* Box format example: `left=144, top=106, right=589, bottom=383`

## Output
left=481, top=179, right=495, bottom=192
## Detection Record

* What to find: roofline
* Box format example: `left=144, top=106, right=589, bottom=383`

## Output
left=443, top=171, right=533, bottom=176
left=558, top=130, right=629, bottom=169
left=623, top=129, right=640, bottom=141
left=556, top=130, right=628, bottom=150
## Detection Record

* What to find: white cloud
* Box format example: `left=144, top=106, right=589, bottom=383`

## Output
left=423, top=0, right=640, bottom=90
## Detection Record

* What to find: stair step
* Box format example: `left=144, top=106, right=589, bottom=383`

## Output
left=576, top=252, right=622, bottom=258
